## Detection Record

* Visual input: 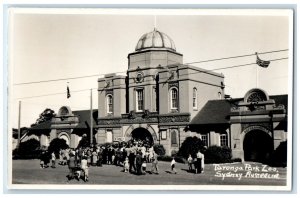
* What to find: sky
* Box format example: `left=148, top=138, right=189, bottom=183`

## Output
left=8, top=8, right=292, bottom=128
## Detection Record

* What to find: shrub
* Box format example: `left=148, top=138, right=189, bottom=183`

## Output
left=177, top=136, right=205, bottom=159
left=153, top=144, right=166, bottom=156
left=48, top=138, right=69, bottom=156
left=204, top=145, right=232, bottom=164
left=268, top=141, right=287, bottom=167
left=13, top=138, right=41, bottom=159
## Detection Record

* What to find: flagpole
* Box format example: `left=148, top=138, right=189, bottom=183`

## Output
left=256, top=65, right=258, bottom=88
left=17, top=101, right=21, bottom=148
left=90, top=88, right=93, bottom=147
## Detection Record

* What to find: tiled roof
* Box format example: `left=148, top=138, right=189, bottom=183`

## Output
left=72, top=109, right=98, bottom=129
left=189, top=99, right=233, bottom=126
left=29, top=110, right=98, bottom=131
left=189, top=94, right=288, bottom=127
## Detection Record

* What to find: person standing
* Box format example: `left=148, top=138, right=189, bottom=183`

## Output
left=196, top=150, right=204, bottom=174
left=81, top=156, right=89, bottom=182
left=68, top=152, right=77, bottom=180
left=51, top=152, right=56, bottom=168
left=107, top=147, right=112, bottom=165
left=123, top=157, right=129, bottom=173
left=170, top=157, right=177, bottom=174
left=141, top=159, right=147, bottom=175
left=40, top=151, right=45, bottom=168
left=97, top=148, right=103, bottom=167
left=151, top=151, right=159, bottom=174
left=187, top=154, right=193, bottom=172
left=87, top=149, right=92, bottom=166
left=92, top=149, right=98, bottom=166
left=128, top=149, right=136, bottom=173
left=135, top=151, right=143, bottom=175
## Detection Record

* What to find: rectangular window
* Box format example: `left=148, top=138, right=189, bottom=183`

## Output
left=106, top=130, right=113, bottom=143
left=160, top=130, right=167, bottom=140
left=220, top=134, right=228, bottom=147
left=200, top=134, right=208, bottom=147
left=136, top=89, right=144, bottom=111
left=193, top=88, right=197, bottom=109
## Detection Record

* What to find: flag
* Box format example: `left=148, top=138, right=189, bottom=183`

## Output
left=256, top=52, right=270, bottom=68
left=67, top=85, right=71, bottom=98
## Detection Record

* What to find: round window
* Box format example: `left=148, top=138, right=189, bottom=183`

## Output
left=136, top=73, right=144, bottom=83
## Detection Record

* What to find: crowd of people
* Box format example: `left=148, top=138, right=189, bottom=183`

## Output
left=39, top=139, right=161, bottom=182
left=39, top=139, right=205, bottom=182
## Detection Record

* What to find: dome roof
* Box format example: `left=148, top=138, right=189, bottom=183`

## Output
left=135, top=29, right=176, bottom=52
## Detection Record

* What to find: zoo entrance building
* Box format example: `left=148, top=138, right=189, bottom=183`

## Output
left=28, top=29, right=287, bottom=162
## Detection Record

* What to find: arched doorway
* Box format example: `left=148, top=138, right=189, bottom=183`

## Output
left=243, top=130, right=273, bottom=163
left=59, top=134, right=70, bottom=146
left=131, top=128, right=154, bottom=146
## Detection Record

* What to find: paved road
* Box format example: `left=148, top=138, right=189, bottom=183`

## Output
left=11, top=159, right=287, bottom=187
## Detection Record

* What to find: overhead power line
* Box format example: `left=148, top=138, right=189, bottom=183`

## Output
left=185, top=49, right=288, bottom=65
left=14, top=56, right=288, bottom=100
left=13, top=49, right=288, bottom=86
left=15, top=88, right=97, bottom=100
left=13, top=71, right=127, bottom=86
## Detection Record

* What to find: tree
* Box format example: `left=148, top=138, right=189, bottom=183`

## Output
left=48, top=138, right=69, bottom=155
left=177, top=136, right=205, bottom=159
left=31, top=108, right=56, bottom=127
left=77, top=134, right=96, bottom=148
left=13, top=138, right=41, bottom=159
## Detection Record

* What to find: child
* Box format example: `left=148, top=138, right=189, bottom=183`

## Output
left=40, top=152, right=45, bottom=168
left=124, top=157, right=129, bottom=173
left=81, top=156, right=89, bottom=182
left=187, top=154, right=193, bottom=172
left=171, top=157, right=177, bottom=174
left=141, top=159, right=147, bottom=175
left=51, top=152, right=56, bottom=168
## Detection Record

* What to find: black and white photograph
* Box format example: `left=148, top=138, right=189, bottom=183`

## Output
left=7, top=8, right=293, bottom=190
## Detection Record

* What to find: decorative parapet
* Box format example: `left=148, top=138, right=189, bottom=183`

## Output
left=273, top=104, right=285, bottom=110
left=158, top=113, right=190, bottom=123
left=51, top=116, right=79, bottom=125
left=98, top=117, right=121, bottom=125
left=97, top=111, right=190, bottom=126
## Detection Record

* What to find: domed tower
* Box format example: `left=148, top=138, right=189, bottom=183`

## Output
left=127, top=29, right=183, bottom=113
left=128, top=28, right=183, bottom=70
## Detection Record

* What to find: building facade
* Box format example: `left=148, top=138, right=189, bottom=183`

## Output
left=22, top=29, right=288, bottom=163
left=96, top=29, right=225, bottom=155
left=189, top=88, right=287, bottom=162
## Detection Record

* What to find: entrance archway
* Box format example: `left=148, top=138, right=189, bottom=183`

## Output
left=131, top=128, right=154, bottom=146
left=243, top=130, right=273, bottom=163
left=58, top=133, right=70, bottom=146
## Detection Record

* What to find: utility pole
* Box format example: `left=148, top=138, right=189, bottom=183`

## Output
left=90, top=89, right=93, bottom=147
left=17, top=101, right=21, bottom=148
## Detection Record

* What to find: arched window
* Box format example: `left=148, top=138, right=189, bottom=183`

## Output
left=170, top=87, right=178, bottom=110
left=106, top=130, right=113, bottom=143
left=193, top=88, right=197, bottom=109
left=106, top=94, right=113, bottom=113
left=171, top=130, right=178, bottom=146
left=136, top=89, right=144, bottom=111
